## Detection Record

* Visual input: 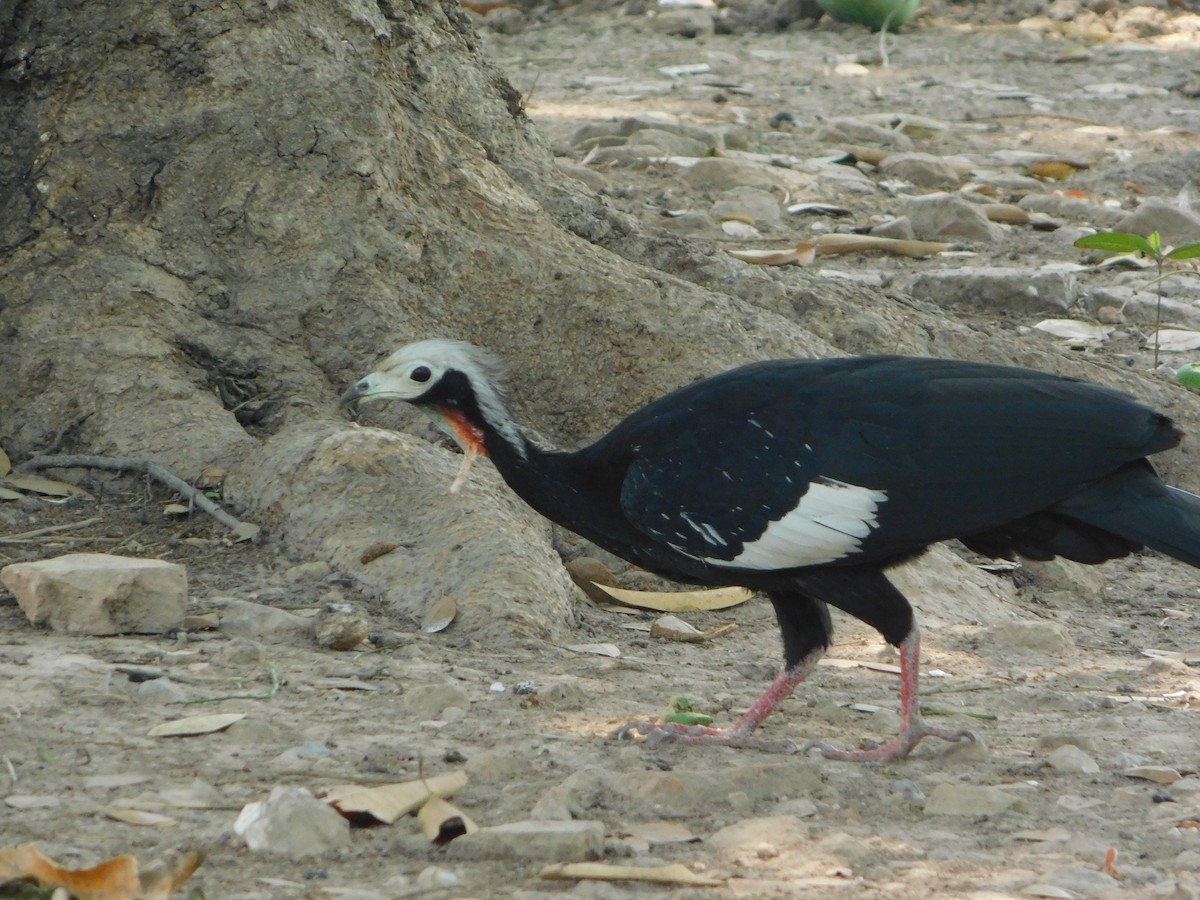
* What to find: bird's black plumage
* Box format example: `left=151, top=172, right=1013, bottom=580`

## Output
left=342, top=342, right=1200, bottom=761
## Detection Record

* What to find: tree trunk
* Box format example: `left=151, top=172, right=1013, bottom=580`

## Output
left=2, top=0, right=1197, bottom=638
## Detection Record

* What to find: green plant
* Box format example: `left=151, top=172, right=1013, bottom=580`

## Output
left=1074, top=230, right=1200, bottom=369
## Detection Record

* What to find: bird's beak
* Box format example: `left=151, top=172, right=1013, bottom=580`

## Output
left=339, top=376, right=374, bottom=409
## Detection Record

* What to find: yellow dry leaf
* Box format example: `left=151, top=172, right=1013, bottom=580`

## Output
left=104, top=807, right=178, bottom=827
left=321, top=770, right=468, bottom=825
left=0, top=844, right=201, bottom=900
left=0, top=487, right=23, bottom=501
left=816, top=233, right=951, bottom=258
left=147, top=712, right=246, bottom=738
left=1028, top=160, right=1080, bottom=180
left=725, top=244, right=816, bottom=266
left=2, top=472, right=94, bottom=499
left=416, top=795, right=478, bottom=844
left=594, top=583, right=752, bottom=612
left=422, top=595, right=457, bottom=633
left=541, top=862, right=724, bottom=887
left=0, top=446, right=9, bottom=479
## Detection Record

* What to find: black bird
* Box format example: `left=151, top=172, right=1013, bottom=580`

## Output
left=341, top=340, right=1200, bottom=762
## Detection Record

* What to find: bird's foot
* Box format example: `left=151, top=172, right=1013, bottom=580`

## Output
left=801, top=717, right=976, bottom=764
left=615, top=720, right=798, bottom=754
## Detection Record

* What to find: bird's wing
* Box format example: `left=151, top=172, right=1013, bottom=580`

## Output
left=610, top=356, right=1173, bottom=571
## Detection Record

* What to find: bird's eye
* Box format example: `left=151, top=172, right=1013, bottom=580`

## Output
left=411, top=365, right=432, bottom=383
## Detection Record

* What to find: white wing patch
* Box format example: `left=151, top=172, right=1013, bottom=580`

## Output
left=713, top=478, right=887, bottom=570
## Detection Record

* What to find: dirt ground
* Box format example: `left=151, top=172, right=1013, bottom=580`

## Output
left=5, top=2, right=1200, bottom=898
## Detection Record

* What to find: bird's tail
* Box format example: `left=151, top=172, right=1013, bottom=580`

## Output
left=1055, top=462, right=1200, bottom=569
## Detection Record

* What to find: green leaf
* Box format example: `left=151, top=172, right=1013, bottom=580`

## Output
left=1147, top=231, right=1162, bottom=255
left=1074, top=232, right=1156, bottom=256
left=1166, top=242, right=1200, bottom=261
left=1177, top=364, right=1200, bottom=389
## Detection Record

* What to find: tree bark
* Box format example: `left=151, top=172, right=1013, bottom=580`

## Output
left=2, top=0, right=1197, bottom=637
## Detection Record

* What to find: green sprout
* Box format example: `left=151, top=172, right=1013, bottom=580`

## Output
left=1074, top=231, right=1200, bottom=370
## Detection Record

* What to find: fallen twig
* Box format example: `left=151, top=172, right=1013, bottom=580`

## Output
left=173, top=663, right=281, bottom=705
left=0, top=517, right=104, bottom=544
left=18, top=455, right=257, bottom=537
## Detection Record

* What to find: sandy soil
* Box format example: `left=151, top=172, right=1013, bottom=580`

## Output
left=4, top=3, right=1200, bottom=898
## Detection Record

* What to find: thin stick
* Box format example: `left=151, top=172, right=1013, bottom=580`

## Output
left=0, top=517, right=103, bottom=543
left=173, top=663, right=281, bottom=705
left=19, top=455, right=248, bottom=532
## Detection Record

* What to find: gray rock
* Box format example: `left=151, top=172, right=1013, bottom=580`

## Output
left=979, top=621, right=1077, bottom=658
left=234, top=786, right=351, bottom=859
left=415, top=867, right=461, bottom=890
left=284, top=560, right=332, bottom=582
left=627, top=128, right=712, bottom=158
left=1046, top=744, right=1100, bottom=774
left=901, top=193, right=1005, bottom=242
left=870, top=216, right=915, bottom=240
left=683, top=157, right=790, bottom=192
left=815, top=118, right=914, bottom=151
left=907, top=266, right=1081, bottom=314
left=1, top=553, right=187, bottom=635
left=1018, top=193, right=1126, bottom=228
left=710, top=186, right=785, bottom=230
left=554, top=158, right=612, bottom=194
left=1038, top=733, right=1099, bottom=753
left=402, top=678, right=470, bottom=718
left=1020, top=557, right=1107, bottom=602
left=1114, top=196, right=1200, bottom=248
left=449, top=820, right=604, bottom=861
left=650, top=9, right=715, bottom=37
left=707, top=815, right=808, bottom=852
left=219, top=599, right=314, bottom=645
left=878, top=153, right=963, bottom=189
left=923, top=783, right=1023, bottom=816
left=137, top=677, right=189, bottom=704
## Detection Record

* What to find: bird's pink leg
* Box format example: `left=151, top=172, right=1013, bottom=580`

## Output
left=803, top=628, right=975, bottom=763
left=616, top=649, right=824, bottom=753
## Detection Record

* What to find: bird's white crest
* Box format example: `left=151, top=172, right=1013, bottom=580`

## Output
left=715, top=479, right=888, bottom=570
left=356, top=339, right=527, bottom=458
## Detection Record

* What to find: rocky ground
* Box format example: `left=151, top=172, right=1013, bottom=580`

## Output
left=4, top=1, right=1200, bottom=898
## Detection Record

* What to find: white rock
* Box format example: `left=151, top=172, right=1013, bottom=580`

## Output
left=234, top=786, right=350, bottom=859
left=402, top=679, right=470, bottom=718
left=0, top=553, right=187, bottom=635
left=707, top=815, right=808, bottom=852
left=979, top=621, right=1077, bottom=658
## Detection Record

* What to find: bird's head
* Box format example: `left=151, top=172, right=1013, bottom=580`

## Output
left=340, top=339, right=523, bottom=492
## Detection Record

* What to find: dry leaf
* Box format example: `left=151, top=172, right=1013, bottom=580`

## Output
left=147, top=712, right=246, bottom=738
left=416, top=795, right=478, bottom=844
left=620, top=821, right=700, bottom=845
left=321, top=771, right=468, bottom=825
left=541, top=862, right=723, bottom=887
left=786, top=202, right=851, bottom=216
left=229, top=522, right=260, bottom=543
left=0, top=844, right=201, bottom=900
left=816, top=233, right=951, bottom=258
left=594, top=583, right=752, bottom=612
left=422, top=595, right=457, bottom=633
left=0, top=446, right=9, bottom=479
left=104, top=807, right=178, bottom=827
left=0, top=487, right=24, bottom=501
left=1153, top=330, right=1200, bottom=353
left=720, top=219, right=760, bottom=239
left=1028, top=160, right=1081, bottom=180
left=2, top=472, right=94, bottom=499
left=650, top=615, right=704, bottom=641
left=162, top=503, right=189, bottom=516
left=725, top=244, right=816, bottom=267
left=1033, top=319, right=1112, bottom=343
left=567, top=642, right=622, bottom=658
left=359, top=542, right=398, bottom=564
left=1122, top=766, right=1181, bottom=784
